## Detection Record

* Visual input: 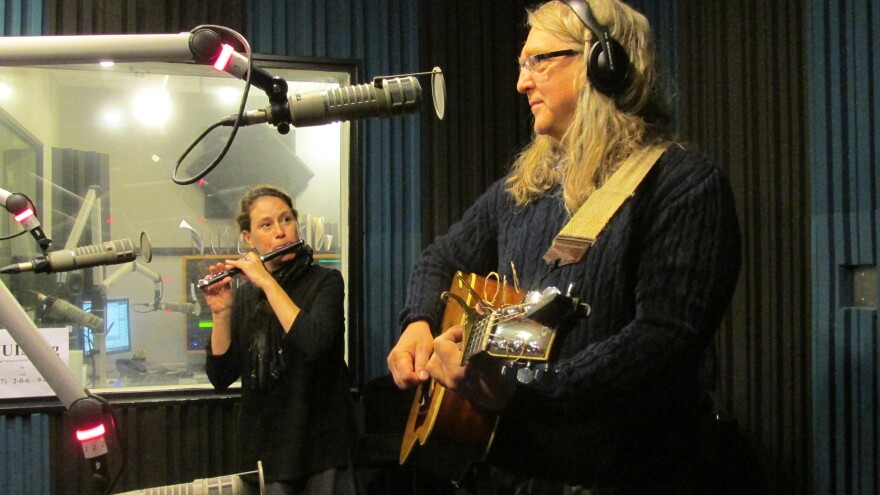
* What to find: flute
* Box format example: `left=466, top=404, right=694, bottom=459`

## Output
left=197, top=240, right=305, bottom=289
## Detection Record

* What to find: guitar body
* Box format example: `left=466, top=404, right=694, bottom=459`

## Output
left=399, top=272, right=524, bottom=481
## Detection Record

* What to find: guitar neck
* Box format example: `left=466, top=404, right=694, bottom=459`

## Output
left=461, top=312, right=493, bottom=363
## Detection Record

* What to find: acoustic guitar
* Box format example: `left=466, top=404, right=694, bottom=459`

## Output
left=399, top=272, right=562, bottom=481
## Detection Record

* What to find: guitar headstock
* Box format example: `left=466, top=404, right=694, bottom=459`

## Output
left=468, top=286, right=588, bottom=362
left=480, top=310, right=556, bottom=361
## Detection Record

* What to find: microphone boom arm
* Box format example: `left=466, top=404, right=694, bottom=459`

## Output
left=102, top=260, right=163, bottom=308
left=0, top=30, right=221, bottom=66
left=0, top=279, right=113, bottom=493
left=0, top=280, right=88, bottom=407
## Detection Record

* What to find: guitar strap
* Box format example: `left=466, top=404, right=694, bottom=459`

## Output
left=543, top=143, right=670, bottom=267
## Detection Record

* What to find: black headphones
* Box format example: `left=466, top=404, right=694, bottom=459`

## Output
left=559, top=0, right=630, bottom=96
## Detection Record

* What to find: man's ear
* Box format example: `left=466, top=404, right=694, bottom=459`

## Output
left=242, top=230, right=253, bottom=248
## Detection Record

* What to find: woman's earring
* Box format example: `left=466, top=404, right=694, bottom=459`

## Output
left=236, top=234, right=247, bottom=255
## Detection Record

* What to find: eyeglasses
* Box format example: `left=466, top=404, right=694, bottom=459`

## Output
left=518, top=49, right=580, bottom=73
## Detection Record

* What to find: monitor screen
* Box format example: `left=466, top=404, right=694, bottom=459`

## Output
left=82, top=298, right=132, bottom=355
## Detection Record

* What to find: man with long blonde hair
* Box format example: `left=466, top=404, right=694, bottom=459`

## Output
left=388, top=1, right=741, bottom=492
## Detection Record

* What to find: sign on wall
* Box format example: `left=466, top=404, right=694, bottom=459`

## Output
left=0, top=327, right=69, bottom=399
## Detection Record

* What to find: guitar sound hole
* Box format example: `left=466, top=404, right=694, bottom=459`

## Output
left=417, top=381, right=433, bottom=412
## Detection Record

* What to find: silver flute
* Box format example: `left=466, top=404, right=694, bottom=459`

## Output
left=197, top=240, right=305, bottom=289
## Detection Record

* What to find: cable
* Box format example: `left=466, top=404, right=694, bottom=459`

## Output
left=131, top=304, right=154, bottom=314
left=83, top=330, right=95, bottom=355
left=99, top=395, right=125, bottom=495
left=172, top=25, right=253, bottom=185
left=0, top=229, right=27, bottom=242
left=172, top=121, right=226, bottom=184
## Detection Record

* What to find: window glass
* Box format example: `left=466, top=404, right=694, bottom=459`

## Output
left=0, top=57, right=353, bottom=396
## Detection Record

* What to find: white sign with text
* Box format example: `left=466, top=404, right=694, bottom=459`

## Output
left=0, top=327, right=69, bottom=399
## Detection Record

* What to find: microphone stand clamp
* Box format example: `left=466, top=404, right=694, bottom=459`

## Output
left=68, top=395, right=112, bottom=494
left=265, top=76, right=290, bottom=135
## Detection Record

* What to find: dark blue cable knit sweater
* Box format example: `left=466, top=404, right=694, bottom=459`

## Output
left=399, top=145, right=742, bottom=487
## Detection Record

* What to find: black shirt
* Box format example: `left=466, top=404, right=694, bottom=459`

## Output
left=206, top=261, right=355, bottom=482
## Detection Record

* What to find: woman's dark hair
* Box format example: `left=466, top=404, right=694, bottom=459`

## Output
left=236, top=185, right=297, bottom=231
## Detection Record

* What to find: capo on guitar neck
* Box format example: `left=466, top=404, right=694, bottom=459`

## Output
left=439, top=291, right=482, bottom=330
left=452, top=272, right=491, bottom=309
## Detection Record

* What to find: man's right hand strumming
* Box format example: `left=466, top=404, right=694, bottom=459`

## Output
left=387, top=320, right=434, bottom=389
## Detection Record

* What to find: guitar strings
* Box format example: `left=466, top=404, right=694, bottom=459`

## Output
left=482, top=271, right=502, bottom=305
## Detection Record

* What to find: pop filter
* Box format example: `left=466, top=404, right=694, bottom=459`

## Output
left=431, top=67, right=446, bottom=120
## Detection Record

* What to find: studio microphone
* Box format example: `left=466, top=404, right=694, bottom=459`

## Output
left=0, top=233, right=152, bottom=274
left=159, top=301, right=202, bottom=316
left=0, top=188, right=52, bottom=253
left=34, top=291, right=104, bottom=330
left=221, top=76, right=422, bottom=128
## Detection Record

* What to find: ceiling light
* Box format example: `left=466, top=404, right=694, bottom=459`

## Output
left=101, top=108, right=124, bottom=127
left=132, top=88, right=172, bottom=127
left=215, top=86, right=240, bottom=104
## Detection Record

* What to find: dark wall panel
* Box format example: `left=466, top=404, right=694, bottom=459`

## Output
left=0, top=0, right=42, bottom=35
left=808, top=0, right=880, bottom=493
left=42, top=0, right=246, bottom=35
left=47, top=396, right=239, bottom=493
left=677, top=0, right=810, bottom=493
left=1, top=413, right=50, bottom=495
left=419, top=0, right=533, bottom=243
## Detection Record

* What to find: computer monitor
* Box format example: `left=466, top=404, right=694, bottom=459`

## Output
left=82, top=298, right=132, bottom=355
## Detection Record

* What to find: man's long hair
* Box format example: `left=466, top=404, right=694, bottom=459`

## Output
left=507, top=0, right=674, bottom=213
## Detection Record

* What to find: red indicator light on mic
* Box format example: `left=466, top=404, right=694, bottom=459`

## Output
left=214, top=44, right=235, bottom=71
left=76, top=424, right=106, bottom=442
left=14, top=208, right=34, bottom=223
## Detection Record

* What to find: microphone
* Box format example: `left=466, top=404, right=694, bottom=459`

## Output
left=159, top=301, right=202, bottom=316
left=0, top=189, right=52, bottom=253
left=115, top=471, right=262, bottom=495
left=0, top=234, right=151, bottom=274
left=221, top=76, right=422, bottom=128
left=34, top=291, right=104, bottom=330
